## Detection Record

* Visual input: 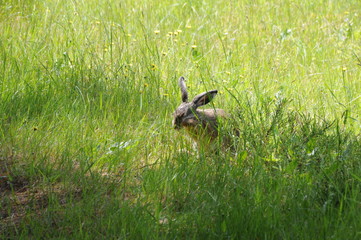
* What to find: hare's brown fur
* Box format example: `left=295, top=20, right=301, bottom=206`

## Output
left=173, top=77, right=227, bottom=145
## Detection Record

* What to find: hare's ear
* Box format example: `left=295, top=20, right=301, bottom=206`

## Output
left=178, top=76, right=188, bottom=102
left=192, top=90, right=218, bottom=108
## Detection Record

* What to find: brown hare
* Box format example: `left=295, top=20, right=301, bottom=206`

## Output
left=173, top=76, right=228, bottom=147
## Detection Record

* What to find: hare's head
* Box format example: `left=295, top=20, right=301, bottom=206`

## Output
left=172, top=76, right=218, bottom=130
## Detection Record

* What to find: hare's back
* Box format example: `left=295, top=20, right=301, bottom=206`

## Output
left=198, top=108, right=227, bottom=119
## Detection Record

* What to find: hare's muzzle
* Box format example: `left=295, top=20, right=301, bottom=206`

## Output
left=172, top=114, right=183, bottom=130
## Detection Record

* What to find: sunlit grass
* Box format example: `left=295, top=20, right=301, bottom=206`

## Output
left=1, top=0, right=361, bottom=239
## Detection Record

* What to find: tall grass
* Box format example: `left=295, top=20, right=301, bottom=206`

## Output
left=1, top=0, right=361, bottom=239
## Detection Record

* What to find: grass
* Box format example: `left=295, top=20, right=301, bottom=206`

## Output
left=1, top=0, right=361, bottom=239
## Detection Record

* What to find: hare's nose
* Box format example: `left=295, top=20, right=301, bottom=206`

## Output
left=174, top=124, right=181, bottom=130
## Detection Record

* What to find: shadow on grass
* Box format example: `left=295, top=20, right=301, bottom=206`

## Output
left=1, top=94, right=360, bottom=239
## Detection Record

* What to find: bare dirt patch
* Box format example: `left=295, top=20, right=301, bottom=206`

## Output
left=0, top=156, right=83, bottom=235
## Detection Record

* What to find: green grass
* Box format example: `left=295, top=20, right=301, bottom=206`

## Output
left=1, top=0, right=361, bottom=239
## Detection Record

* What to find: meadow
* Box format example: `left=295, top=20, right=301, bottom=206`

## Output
left=1, top=0, right=361, bottom=239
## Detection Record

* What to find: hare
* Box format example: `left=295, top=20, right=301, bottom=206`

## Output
left=173, top=76, right=228, bottom=146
